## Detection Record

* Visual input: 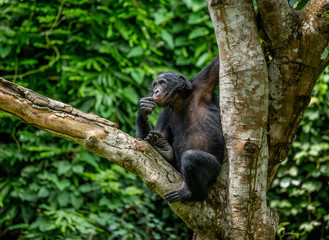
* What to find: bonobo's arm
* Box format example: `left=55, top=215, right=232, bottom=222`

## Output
left=136, top=97, right=154, bottom=139
left=191, top=56, right=219, bottom=97
left=136, top=98, right=174, bottom=162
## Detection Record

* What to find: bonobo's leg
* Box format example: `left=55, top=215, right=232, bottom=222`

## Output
left=164, top=150, right=221, bottom=203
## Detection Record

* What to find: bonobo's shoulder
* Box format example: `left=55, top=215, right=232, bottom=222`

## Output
left=212, top=55, right=219, bottom=63
left=206, top=56, right=219, bottom=70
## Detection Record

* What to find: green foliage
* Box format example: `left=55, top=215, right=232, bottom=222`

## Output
left=0, top=0, right=217, bottom=239
left=268, top=68, right=329, bottom=240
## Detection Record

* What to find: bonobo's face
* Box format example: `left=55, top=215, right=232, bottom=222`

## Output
left=152, top=72, right=192, bottom=107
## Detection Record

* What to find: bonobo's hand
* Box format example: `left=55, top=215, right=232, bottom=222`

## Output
left=138, top=97, right=155, bottom=118
left=145, top=131, right=174, bottom=162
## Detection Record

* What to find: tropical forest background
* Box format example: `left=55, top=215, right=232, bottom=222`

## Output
left=0, top=0, right=328, bottom=239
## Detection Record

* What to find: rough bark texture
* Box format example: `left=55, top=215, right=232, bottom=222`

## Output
left=206, top=0, right=277, bottom=239
left=257, top=0, right=329, bottom=188
left=0, top=1, right=328, bottom=239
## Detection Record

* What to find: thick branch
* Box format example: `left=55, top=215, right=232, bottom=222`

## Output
left=264, top=0, right=329, bottom=188
left=257, top=0, right=298, bottom=48
left=0, top=77, right=227, bottom=239
left=302, top=0, right=329, bottom=33
left=0, top=78, right=174, bottom=190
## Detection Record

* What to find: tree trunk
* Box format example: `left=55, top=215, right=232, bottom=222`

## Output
left=0, top=0, right=328, bottom=239
left=204, top=0, right=329, bottom=238
left=206, top=0, right=276, bottom=239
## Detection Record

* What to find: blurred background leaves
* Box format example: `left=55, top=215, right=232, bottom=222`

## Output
left=0, top=0, right=328, bottom=239
left=0, top=0, right=217, bottom=239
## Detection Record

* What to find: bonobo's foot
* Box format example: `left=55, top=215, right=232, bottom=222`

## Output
left=164, top=183, right=193, bottom=203
left=145, top=130, right=162, bottom=145
left=145, top=131, right=174, bottom=161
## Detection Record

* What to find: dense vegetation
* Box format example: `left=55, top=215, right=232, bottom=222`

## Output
left=0, top=0, right=327, bottom=239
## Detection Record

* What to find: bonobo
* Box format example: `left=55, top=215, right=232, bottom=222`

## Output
left=136, top=57, right=224, bottom=203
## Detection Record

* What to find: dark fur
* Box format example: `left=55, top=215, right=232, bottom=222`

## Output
left=136, top=57, right=224, bottom=203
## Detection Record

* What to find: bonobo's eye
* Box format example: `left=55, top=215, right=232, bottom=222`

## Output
left=152, top=82, right=157, bottom=89
left=153, top=79, right=166, bottom=90
left=159, top=80, right=165, bottom=85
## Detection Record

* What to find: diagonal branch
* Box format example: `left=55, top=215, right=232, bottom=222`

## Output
left=0, top=77, right=227, bottom=239
left=0, top=78, right=175, bottom=192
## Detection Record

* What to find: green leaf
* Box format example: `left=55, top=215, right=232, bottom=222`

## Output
left=114, top=20, right=129, bottom=40
left=0, top=184, right=11, bottom=207
left=57, top=192, right=69, bottom=207
left=79, top=184, right=92, bottom=193
left=188, top=27, right=209, bottom=40
left=154, top=8, right=174, bottom=25
left=302, top=181, right=322, bottom=193
left=125, top=186, right=144, bottom=195
left=174, top=36, right=188, bottom=47
left=187, top=13, right=209, bottom=25
left=127, top=46, right=144, bottom=58
left=196, top=52, right=211, bottom=67
left=130, top=68, right=145, bottom=85
left=161, top=29, right=174, bottom=49
left=183, top=0, right=207, bottom=11
left=38, top=218, right=56, bottom=232
left=57, top=161, right=71, bottom=175
left=8, top=223, right=29, bottom=230
left=122, top=87, right=139, bottom=104
left=280, top=177, right=291, bottom=188
left=99, top=197, right=111, bottom=206
left=77, top=152, right=99, bottom=169
left=38, top=187, right=50, bottom=198
left=0, top=44, right=12, bottom=59
left=176, top=55, right=193, bottom=66
left=21, top=189, right=38, bottom=201
left=321, top=45, right=329, bottom=60
left=56, top=179, right=71, bottom=191
left=70, top=194, right=84, bottom=209
left=72, top=165, right=84, bottom=174
left=289, top=166, right=298, bottom=177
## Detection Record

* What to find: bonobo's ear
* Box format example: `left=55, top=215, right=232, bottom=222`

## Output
left=178, top=76, right=185, bottom=90
left=178, top=75, right=192, bottom=91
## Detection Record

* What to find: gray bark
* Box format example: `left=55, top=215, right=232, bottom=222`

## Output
left=206, top=0, right=277, bottom=239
